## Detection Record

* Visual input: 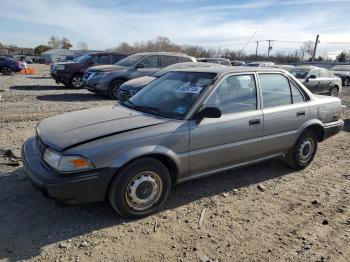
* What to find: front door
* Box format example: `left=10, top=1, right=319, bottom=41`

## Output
left=189, top=74, right=263, bottom=177
left=258, top=73, right=310, bottom=156
left=132, top=55, right=161, bottom=78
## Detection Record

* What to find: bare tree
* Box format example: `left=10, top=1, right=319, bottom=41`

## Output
left=61, top=38, right=72, bottom=49
left=299, top=40, right=314, bottom=60
left=48, top=36, right=61, bottom=49
left=77, top=41, right=88, bottom=50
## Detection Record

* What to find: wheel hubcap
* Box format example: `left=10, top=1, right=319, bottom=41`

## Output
left=125, top=171, right=163, bottom=211
left=113, top=83, right=122, bottom=97
left=331, top=87, right=339, bottom=97
left=298, top=138, right=314, bottom=164
left=72, top=76, right=82, bottom=87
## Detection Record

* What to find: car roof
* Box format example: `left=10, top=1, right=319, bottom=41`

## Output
left=131, top=51, right=193, bottom=57
left=172, top=65, right=289, bottom=75
left=295, top=65, right=318, bottom=69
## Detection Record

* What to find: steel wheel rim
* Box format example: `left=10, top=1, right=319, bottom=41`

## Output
left=125, top=171, right=163, bottom=211
left=330, top=87, right=339, bottom=97
left=113, top=82, right=122, bottom=97
left=72, top=76, right=82, bottom=88
left=2, top=67, right=10, bottom=75
left=298, top=138, right=314, bottom=164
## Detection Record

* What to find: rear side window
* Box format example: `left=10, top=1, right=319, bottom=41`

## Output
left=290, top=81, right=305, bottom=103
left=140, top=56, right=159, bottom=68
left=259, top=74, right=292, bottom=108
left=161, top=56, right=178, bottom=67
left=178, top=56, right=193, bottom=62
left=111, top=54, right=125, bottom=64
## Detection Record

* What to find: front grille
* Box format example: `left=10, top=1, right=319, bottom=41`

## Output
left=36, top=135, right=46, bottom=157
left=117, top=89, right=133, bottom=102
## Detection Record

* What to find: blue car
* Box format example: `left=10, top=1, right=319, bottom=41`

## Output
left=0, top=56, right=23, bottom=75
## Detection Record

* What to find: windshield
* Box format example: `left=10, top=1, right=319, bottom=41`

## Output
left=330, top=65, right=350, bottom=71
left=290, top=68, right=310, bottom=79
left=124, top=71, right=217, bottom=119
left=115, top=54, right=144, bottom=67
left=73, top=53, right=92, bottom=63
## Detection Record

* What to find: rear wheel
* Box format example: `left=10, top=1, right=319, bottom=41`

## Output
left=108, top=157, right=172, bottom=218
left=108, top=79, right=124, bottom=100
left=69, top=74, right=83, bottom=88
left=329, top=85, right=339, bottom=97
left=344, top=77, right=350, bottom=86
left=284, top=130, right=317, bottom=170
left=1, top=67, right=11, bottom=76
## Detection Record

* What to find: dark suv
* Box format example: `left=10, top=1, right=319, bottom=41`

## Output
left=83, top=52, right=196, bottom=99
left=51, top=52, right=129, bottom=88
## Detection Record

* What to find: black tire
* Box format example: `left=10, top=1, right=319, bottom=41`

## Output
left=1, top=67, right=11, bottom=76
left=108, top=79, right=124, bottom=100
left=284, top=130, right=318, bottom=170
left=109, top=157, right=172, bottom=218
left=329, top=85, right=339, bottom=97
left=344, top=77, right=350, bottom=86
left=69, top=74, right=84, bottom=89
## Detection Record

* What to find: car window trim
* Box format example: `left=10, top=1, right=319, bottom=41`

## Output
left=257, top=72, right=299, bottom=109
left=185, top=72, right=260, bottom=120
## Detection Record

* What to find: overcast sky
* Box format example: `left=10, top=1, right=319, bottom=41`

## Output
left=1, top=0, right=350, bottom=57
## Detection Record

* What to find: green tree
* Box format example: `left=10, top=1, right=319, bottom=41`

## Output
left=34, top=44, right=50, bottom=55
left=336, top=51, right=347, bottom=62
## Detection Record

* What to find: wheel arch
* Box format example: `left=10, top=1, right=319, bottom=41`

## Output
left=303, top=123, right=324, bottom=142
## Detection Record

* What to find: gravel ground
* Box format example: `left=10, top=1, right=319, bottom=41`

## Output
left=0, top=64, right=349, bottom=262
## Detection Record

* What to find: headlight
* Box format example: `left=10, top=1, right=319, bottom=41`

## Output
left=43, top=148, right=94, bottom=172
left=56, top=64, right=65, bottom=71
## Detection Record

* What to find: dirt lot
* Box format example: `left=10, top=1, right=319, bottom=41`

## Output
left=0, top=64, right=349, bottom=262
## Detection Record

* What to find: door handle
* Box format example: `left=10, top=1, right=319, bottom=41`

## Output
left=249, top=119, right=261, bottom=126
left=296, top=111, right=305, bottom=117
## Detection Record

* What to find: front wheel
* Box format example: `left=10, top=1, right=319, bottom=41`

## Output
left=284, top=130, right=317, bottom=170
left=70, top=74, right=84, bottom=89
left=1, top=67, right=11, bottom=76
left=109, top=157, right=172, bottom=218
left=108, top=80, right=124, bottom=100
left=344, top=77, right=350, bottom=86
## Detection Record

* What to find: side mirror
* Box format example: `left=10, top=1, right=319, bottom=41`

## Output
left=307, top=74, right=317, bottom=82
left=195, top=107, right=222, bottom=119
left=135, top=63, right=145, bottom=69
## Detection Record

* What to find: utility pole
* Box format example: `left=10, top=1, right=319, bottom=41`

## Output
left=267, top=40, right=273, bottom=61
left=255, top=41, right=259, bottom=58
left=311, top=34, right=320, bottom=62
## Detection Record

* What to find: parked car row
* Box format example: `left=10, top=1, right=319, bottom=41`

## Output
left=23, top=65, right=344, bottom=217
left=0, top=56, right=27, bottom=75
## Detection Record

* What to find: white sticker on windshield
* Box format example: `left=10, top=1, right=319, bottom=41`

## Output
left=177, top=85, right=203, bottom=94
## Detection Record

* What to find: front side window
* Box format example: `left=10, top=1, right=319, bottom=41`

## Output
left=140, top=56, right=159, bottom=68
left=309, top=69, right=320, bottom=78
left=93, top=55, right=109, bottom=64
left=127, top=72, right=216, bottom=118
left=259, top=74, right=292, bottom=108
left=207, top=74, right=257, bottom=114
left=320, top=68, right=330, bottom=78
left=115, top=54, right=144, bottom=67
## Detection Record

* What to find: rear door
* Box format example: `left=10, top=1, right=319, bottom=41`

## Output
left=189, top=73, right=263, bottom=177
left=319, top=68, right=332, bottom=94
left=259, top=73, right=310, bottom=156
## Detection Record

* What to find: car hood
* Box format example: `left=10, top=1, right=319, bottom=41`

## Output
left=37, top=105, right=171, bottom=150
left=86, top=65, right=128, bottom=73
left=120, top=76, right=157, bottom=91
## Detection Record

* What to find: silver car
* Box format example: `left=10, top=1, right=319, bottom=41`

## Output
left=22, top=67, right=344, bottom=218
